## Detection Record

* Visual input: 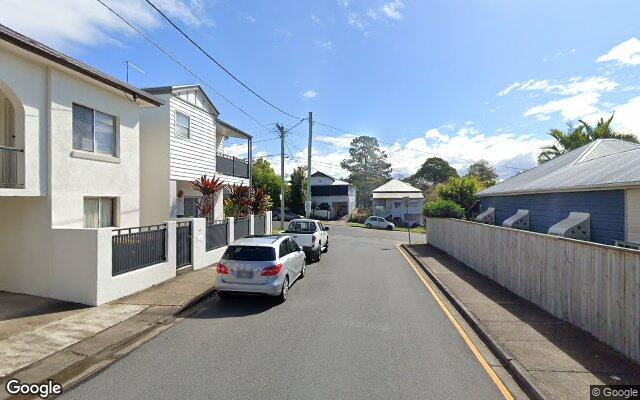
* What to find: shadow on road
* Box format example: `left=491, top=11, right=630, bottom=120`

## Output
left=187, top=294, right=278, bottom=319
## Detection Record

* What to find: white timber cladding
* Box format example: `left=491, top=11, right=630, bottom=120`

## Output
left=626, top=188, right=640, bottom=243
left=169, top=95, right=217, bottom=181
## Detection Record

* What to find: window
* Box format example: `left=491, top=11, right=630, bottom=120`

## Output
left=222, top=246, right=275, bottom=261
left=394, top=201, right=403, bottom=208
left=279, top=241, right=290, bottom=257
left=73, top=104, right=116, bottom=156
left=287, top=239, right=300, bottom=253
left=175, top=112, right=190, bottom=138
left=408, top=200, right=419, bottom=208
left=84, top=197, right=115, bottom=228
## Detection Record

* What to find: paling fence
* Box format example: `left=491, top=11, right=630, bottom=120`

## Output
left=206, top=220, right=228, bottom=251
left=426, top=218, right=640, bottom=363
left=112, top=224, right=167, bottom=276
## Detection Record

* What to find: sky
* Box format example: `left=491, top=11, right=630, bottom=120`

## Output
left=2, top=0, right=640, bottom=180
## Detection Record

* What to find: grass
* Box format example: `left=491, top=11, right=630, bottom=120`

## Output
left=347, top=222, right=426, bottom=234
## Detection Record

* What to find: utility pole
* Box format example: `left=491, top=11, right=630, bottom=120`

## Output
left=306, top=112, right=313, bottom=218
left=277, top=124, right=286, bottom=230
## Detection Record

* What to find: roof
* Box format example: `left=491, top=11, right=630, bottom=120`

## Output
left=373, top=179, right=422, bottom=194
left=478, top=139, right=640, bottom=197
left=143, top=84, right=219, bottom=115
left=0, top=24, right=162, bottom=107
left=372, top=192, right=424, bottom=199
left=331, top=179, right=351, bottom=186
left=217, top=119, right=252, bottom=139
left=231, top=235, right=282, bottom=246
left=311, top=171, right=334, bottom=180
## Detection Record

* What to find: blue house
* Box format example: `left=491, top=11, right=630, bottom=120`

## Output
left=476, top=139, right=640, bottom=246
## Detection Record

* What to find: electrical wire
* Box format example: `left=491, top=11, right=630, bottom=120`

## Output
left=144, top=0, right=303, bottom=120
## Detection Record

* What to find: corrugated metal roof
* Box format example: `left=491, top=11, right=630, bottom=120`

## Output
left=478, top=139, right=640, bottom=197
left=373, top=179, right=421, bottom=193
left=372, top=192, right=424, bottom=199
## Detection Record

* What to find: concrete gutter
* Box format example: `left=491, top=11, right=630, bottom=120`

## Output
left=401, top=244, right=548, bottom=400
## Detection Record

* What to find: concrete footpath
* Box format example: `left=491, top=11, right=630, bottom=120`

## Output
left=0, top=266, right=216, bottom=399
left=405, top=244, right=640, bottom=400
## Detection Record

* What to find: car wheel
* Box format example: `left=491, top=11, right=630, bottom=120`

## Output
left=386, top=225, right=393, bottom=230
left=218, top=291, right=229, bottom=300
left=365, top=223, right=372, bottom=228
left=316, top=248, right=322, bottom=262
left=323, top=240, right=329, bottom=253
left=279, top=276, right=289, bottom=303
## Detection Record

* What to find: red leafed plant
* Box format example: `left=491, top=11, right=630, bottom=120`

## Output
left=250, top=188, right=272, bottom=214
left=224, top=183, right=252, bottom=218
left=191, top=175, right=224, bottom=219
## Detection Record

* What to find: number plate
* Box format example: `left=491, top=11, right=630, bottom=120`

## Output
left=237, top=270, right=253, bottom=279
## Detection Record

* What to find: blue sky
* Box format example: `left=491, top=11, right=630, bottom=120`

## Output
left=2, top=0, right=640, bottom=179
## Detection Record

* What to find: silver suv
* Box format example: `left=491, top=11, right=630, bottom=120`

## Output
left=215, top=235, right=306, bottom=302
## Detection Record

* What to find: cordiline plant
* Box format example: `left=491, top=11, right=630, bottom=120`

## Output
left=191, top=175, right=224, bottom=220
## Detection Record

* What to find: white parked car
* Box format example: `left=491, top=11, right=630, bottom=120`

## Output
left=364, top=216, right=395, bottom=230
left=280, top=219, right=329, bottom=262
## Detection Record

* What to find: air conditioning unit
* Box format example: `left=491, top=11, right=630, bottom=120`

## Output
left=614, top=240, right=640, bottom=250
left=475, top=207, right=495, bottom=225
left=502, top=209, right=529, bottom=230
left=548, top=212, right=590, bottom=241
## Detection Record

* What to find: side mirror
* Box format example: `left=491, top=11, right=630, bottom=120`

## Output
left=324, top=227, right=330, bottom=231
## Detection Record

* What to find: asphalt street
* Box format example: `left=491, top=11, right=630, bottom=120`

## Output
left=63, top=224, right=508, bottom=399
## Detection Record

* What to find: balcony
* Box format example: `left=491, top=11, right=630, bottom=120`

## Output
left=0, top=146, right=24, bottom=188
left=216, top=153, right=249, bottom=179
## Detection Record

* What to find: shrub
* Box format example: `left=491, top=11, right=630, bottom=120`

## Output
left=435, top=176, right=484, bottom=217
left=423, top=199, right=464, bottom=219
left=348, top=206, right=371, bottom=223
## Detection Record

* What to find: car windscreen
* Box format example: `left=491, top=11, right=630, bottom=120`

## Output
left=222, top=246, right=276, bottom=261
left=285, top=221, right=317, bottom=233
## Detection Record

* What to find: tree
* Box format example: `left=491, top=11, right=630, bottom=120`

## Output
left=224, top=184, right=252, bottom=217
left=250, top=188, right=272, bottom=214
left=406, top=157, right=458, bottom=187
left=252, top=158, right=282, bottom=208
left=340, top=136, right=392, bottom=204
left=465, top=159, right=498, bottom=187
left=191, top=175, right=224, bottom=219
left=435, top=176, right=484, bottom=217
left=289, top=166, right=307, bottom=214
left=538, top=114, right=638, bottom=163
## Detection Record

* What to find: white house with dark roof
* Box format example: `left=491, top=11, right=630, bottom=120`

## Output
left=310, top=171, right=356, bottom=218
left=371, top=179, right=424, bottom=226
left=139, top=85, right=252, bottom=224
left=477, top=139, right=640, bottom=245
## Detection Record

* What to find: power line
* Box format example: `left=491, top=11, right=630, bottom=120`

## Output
left=95, top=0, right=271, bottom=135
left=144, top=0, right=303, bottom=120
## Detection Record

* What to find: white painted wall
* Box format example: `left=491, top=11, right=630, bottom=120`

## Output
left=626, top=188, right=640, bottom=243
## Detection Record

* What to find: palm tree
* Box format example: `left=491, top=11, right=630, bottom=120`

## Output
left=538, top=113, right=638, bottom=164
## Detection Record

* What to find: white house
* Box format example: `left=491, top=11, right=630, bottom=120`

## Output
left=310, top=171, right=356, bottom=219
left=139, top=85, right=252, bottom=225
left=0, top=24, right=170, bottom=305
left=371, top=179, right=424, bottom=226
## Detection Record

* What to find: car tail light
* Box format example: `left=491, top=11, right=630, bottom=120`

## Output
left=216, top=263, right=229, bottom=275
left=312, top=234, right=316, bottom=244
left=260, top=263, right=283, bottom=276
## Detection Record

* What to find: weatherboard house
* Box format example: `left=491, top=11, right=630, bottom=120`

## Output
left=371, top=179, right=425, bottom=227
left=310, top=171, right=356, bottom=219
left=476, top=139, right=640, bottom=246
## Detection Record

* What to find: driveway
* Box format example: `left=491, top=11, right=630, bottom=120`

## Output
left=62, top=225, right=516, bottom=400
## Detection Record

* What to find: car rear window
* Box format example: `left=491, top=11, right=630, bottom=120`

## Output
left=285, top=221, right=317, bottom=233
left=222, top=246, right=276, bottom=261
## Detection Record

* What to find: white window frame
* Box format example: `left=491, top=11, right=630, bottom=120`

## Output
left=72, top=103, right=117, bottom=157
left=83, top=197, right=117, bottom=228
left=175, top=111, right=190, bottom=139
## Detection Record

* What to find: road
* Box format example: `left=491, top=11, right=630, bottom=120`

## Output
left=63, top=224, right=512, bottom=400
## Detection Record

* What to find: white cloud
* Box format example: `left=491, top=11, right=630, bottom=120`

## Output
left=338, top=0, right=353, bottom=8
left=498, top=76, right=618, bottom=97
left=613, top=96, right=640, bottom=135
left=524, top=92, right=601, bottom=121
left=424, top=128, right=449, bottom=142
left=380, top=0, right=404, bottom=20
left=223, top=143, right=249, bottom=158
left=316, top=134, right=357, bottom=148
left=597, top=37, right=640, bottom=66
left=0, top=0, right=210, bottom=50
left=315, top=40, right=333, bottom=50
left=301, top=90, right=319, bottom=99
left=348, top=12, right=365, bottom=30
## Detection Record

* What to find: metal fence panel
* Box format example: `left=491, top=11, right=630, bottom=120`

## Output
left=112, top=224, right=166, bottom=276
left=235, top=218, right=250, bottom=239
left=254, top=215, right=265, bottom=235
left=216, top=153, right=249, bottom=178
left=0, top=146, right=23, bottom=188
left=206, top=220, right=228, bottom=251
left=176, top=221, right=192, bottom=268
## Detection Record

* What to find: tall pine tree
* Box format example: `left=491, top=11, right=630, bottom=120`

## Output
left=340, top=136, right=392, bottom=205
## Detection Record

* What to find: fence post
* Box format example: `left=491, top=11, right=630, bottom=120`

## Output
left=227, top=217, right=234, bottom=243
left=249, top=214, right=255, bottom=235
left=165, top=221, right=177, bottom=273
left=191, top=218, right=207, bottom=270
left=265, top=211, right=272, bottom=234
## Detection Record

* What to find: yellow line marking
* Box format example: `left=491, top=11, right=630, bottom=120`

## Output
left=396, top=245, right=514, bottom=400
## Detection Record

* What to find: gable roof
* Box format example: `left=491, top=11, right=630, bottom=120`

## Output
left=311, top=171, right=335, bottom=180
left=143, top=84, right=219, bottom=115
left=0, top=24, right=162, bottom=107
left=478, top=139, right=640, bottom=197
left=372, top=179, right=423, bottom=199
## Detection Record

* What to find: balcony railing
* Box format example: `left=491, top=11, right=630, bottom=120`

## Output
left=0, top=146, right=24, bottom=188
left=216, top=153, right=249, bottom=179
